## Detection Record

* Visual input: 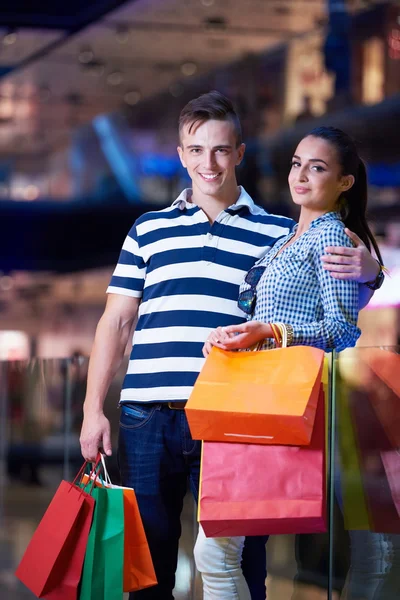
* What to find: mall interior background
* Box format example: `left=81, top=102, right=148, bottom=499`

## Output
left=0, top=0, right=400, bottom=598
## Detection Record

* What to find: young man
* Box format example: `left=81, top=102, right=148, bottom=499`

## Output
left=80, top=91, right=381, bottom=599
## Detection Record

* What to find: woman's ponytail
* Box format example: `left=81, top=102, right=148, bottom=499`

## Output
left=308, top=126, right=383, bottom=265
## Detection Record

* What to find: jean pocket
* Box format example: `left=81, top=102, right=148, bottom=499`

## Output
left=119, top=403, right=159, bottom=430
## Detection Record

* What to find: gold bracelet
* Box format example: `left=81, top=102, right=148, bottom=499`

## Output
left=284, top=323, right=294, bottom=346
left=276, top=323, right=288, bottom=348
left=270, top=323, right=282, bottom=347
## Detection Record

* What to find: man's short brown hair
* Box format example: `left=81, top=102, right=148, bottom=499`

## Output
left=178, top=90, right=242, bottom=147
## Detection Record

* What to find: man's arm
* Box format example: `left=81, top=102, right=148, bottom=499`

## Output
left=80, top=293, right=140, bottom=462
left=321, top=228, right=381, bottom=310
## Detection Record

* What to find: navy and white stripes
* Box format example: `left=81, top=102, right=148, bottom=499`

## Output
left=107, top=187, right=295, bottom=402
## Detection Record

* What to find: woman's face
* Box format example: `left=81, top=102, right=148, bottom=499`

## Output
left=288, top=135, right=354, bottom=214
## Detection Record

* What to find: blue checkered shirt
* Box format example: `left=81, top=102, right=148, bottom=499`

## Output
left=240, top=211, right=361, bottom=352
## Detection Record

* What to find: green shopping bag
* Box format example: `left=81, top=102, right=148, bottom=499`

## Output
left=79, top=485, right=124, bottom=600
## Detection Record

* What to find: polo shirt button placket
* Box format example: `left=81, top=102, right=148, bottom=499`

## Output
left=204, top=229, right=217, bottom=265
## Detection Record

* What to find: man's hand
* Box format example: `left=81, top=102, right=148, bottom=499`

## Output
left=80, top=411, right=112, bottom=462
left=321, top=228, right=380, bottom=283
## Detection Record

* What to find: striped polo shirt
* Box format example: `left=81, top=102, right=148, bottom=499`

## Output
left=107, top=186, right=295, bottom=402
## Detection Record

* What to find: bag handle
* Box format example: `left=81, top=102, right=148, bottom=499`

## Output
left=100, top=453, right=112, bottom=485
left=70, top=454, right=102, bottom=496
left=256, top=322, right=288, bottom=351
left=72, top=454, right=101, bottom=486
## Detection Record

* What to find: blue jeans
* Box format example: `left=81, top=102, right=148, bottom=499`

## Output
left=118, top=403, right=268, bottom=599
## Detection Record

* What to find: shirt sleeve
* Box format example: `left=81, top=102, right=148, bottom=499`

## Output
left=291, top=223, right=361, bottom=352
left=106, top=223, right=146, bottom=298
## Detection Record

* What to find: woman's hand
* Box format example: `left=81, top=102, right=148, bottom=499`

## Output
left=202, top=322, right=273, bottom=356
left=202, top=326, right=233, bottom=357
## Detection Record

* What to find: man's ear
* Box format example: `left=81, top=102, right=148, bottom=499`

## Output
left=236, top=143, right=246, bottom=166
left=177, top=145, right=186, bottom=168
left=340, top=174, right=355, bottom=193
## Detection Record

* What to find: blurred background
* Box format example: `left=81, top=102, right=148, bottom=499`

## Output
left=0, top=0, right=400, bottom=598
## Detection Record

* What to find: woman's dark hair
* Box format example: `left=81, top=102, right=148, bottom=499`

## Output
left=306, top=126, right=382, bottom=264
left=179, top=90, right=242, bottom=147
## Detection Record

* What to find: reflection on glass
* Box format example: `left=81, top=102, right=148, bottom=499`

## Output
left=2, top=349, right=400, bottom=599
left=334, top=347, right=400, bottom=600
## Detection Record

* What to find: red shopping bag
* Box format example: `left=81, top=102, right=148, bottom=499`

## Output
left=15, top=463, right=96, bottom=599
left=380, top=449, right=400, bottom=518
left=359, top=349, right=400, bottom=446
left=199, top=386, right=326, bottom=537
left=350, top=389, right=400, bottom=533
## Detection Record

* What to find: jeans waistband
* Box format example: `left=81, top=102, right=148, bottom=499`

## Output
left=120, top=401, right=187, bottom=410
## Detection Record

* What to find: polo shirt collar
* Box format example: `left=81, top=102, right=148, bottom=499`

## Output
left=171, top=186, right=263, bottom=216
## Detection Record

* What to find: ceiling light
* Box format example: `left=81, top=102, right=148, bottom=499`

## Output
left=3, top=30, right=17, bottom=46
left=0, top=98, right=14, bottom=122
left=78, top=47, right=94, bottom=64
left=115, top=25, right=129, bottom=44
left=23, top=185, right=39, bottom=201
left=181, top=62, right=197, bottom=77
left=169, top=82, right=184, bottom=97
left=201, top=0, right=215, bottom=6
left=124, top=90, right=141, bottom=106
left=107, top=71, right=123, bottom=86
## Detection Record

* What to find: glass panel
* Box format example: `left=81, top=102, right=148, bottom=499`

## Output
left=265, top=355, right=333, bottom=600
left=0, top=358, right=84, bottom=599
left=10, top=349, right=400, bottom=599
left=332, top=346, right=400, bottom=600
left=0, top=357, right=198, bottom=599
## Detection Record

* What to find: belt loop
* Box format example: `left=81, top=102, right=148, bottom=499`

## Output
left=168, top=401, right=187, bottom=410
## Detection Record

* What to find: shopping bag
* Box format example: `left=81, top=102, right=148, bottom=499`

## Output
left=380, top=449, right=400, bottom=518
left=198, top=385, right=326, bottom=537
left=186, top=345, right=324, bottom=445
left=359, top=348, right=400, bottom=447
left=350, top=389, right=400, bottom=534
left=81, top=456, right=157, bottom=593
left=15, top=462, right=96, bottom=599
left=122, top=488, right=157, bottom=592
left=79, top=485, right=124, bottom=600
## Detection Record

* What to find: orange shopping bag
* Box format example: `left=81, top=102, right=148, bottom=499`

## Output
left=82, top=455, right=157, bottom=593
left=186, top=345, right=324, bottom=445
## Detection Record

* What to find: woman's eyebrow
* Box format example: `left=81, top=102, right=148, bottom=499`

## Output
left=293, top=154, right=328, bottom=167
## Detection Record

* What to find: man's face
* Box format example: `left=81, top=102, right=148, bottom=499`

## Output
left=177, top=119, right=245, bottom=198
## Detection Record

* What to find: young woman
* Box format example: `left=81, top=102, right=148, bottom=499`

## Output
left=194, top=126, right=383, bottom=600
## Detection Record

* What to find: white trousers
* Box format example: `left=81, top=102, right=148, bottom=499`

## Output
left=194, top=526, right=251, bottom=600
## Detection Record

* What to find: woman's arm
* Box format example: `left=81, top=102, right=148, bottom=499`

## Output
left=284, top=225, right=361, bottom=352
left=203, top=321, right=274, bottom=356
left=205, top=225, right=361, bottom=354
